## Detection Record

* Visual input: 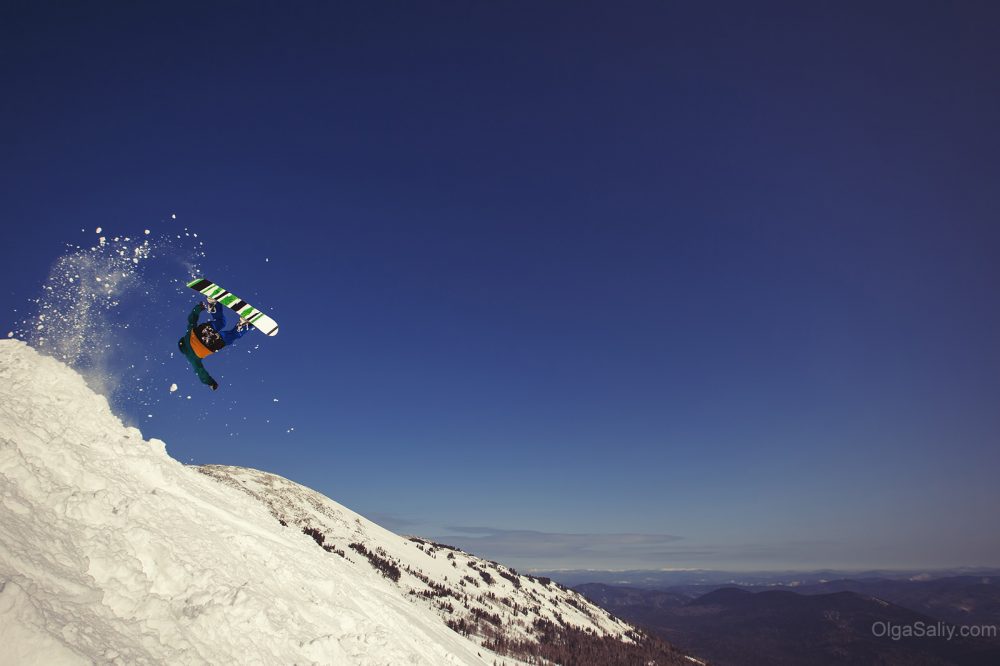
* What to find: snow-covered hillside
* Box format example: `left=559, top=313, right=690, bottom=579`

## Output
left=0, top=340, right=497, bottom=665
left=197, top=465, right=643, bottom=657
left=0, top=340, right=689, bottom=665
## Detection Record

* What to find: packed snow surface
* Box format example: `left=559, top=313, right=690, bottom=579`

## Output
left=0, top=340, right=496, bottom=665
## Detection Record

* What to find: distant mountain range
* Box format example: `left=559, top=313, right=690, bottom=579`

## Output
left=542, top=567, right=1000, bottom=589
left=769, top=576, right=1000, bottom=627
left=575, top=579, right=1000, bottom=666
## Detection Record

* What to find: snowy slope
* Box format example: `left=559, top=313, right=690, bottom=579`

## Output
left=0, top=340, right=692, bottom=666
left=198, top=465, right=636, bottom=651
left=0, top=340, right=498, bottom=665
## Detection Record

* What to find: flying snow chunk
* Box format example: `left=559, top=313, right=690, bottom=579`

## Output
left=169, top=383, right=178, bottom=393
left=171, top=213, right=177, bottom=219
left=273, top=398, right=279, bottom=402
left=144, top=229, right=151, bottom=235
left=95, top=227, right=102, bottom=233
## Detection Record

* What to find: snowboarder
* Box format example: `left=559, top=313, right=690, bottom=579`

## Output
left=178, top=299, right=250, bottom=390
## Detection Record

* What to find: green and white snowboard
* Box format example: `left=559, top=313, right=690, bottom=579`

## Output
left=187, top=278, right=279, bottom=336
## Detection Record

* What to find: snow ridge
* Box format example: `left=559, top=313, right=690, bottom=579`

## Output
left=0, top=340, right=688, bottom=665
left=0, top=340, right=494, bottom=665
left=198, top=465, right=635, bottom=653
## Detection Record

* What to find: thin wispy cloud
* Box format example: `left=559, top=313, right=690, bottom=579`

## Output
left=366, top=512, right=422, bottom=533
left=433, top=526, right=838, bottom=570
left=436, top=526, right=685, bottom=567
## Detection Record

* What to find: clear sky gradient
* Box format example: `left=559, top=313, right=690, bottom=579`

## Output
left=2, top=1, right=998, bottom=571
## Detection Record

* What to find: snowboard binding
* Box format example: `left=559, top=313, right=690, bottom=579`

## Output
left=205, top=298, right=218, bottom=314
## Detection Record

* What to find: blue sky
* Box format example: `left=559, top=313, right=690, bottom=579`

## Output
left=2, top=1, right=998, bottom=571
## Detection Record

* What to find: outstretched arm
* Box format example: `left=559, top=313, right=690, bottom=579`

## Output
left=189, top=356, right=218, bottom=390
left=209, top=304, right=227, bottom=330
left=220, top=324, right=251, bottom=346
left=187, top=302, right=205, bottom=329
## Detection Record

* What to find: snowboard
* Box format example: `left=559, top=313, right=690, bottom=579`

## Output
left=187, top=278, right=279, bottom=336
